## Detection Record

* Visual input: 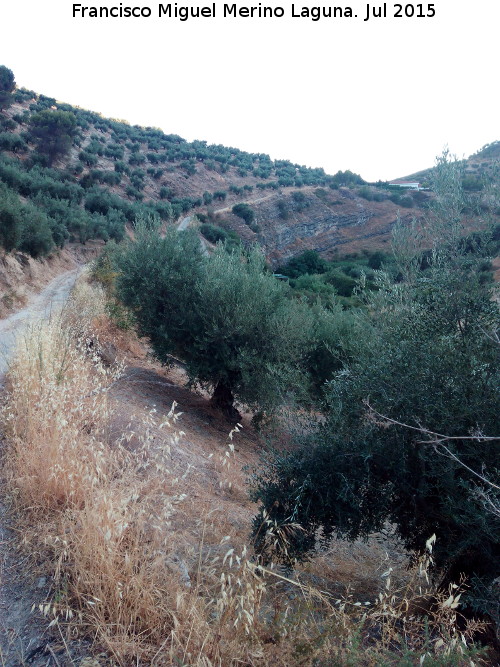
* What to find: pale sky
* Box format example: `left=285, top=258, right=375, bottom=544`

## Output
left=1, top=0, right=498, bottom=181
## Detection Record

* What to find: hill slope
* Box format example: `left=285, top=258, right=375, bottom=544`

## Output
left=0, top=81, right=499, bottom=265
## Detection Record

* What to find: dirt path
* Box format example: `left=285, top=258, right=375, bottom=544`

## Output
left=0, top=266, right=83, bottom=666
left=0, top=268, right=81, bottom=378
left=177, top=194, right=282, bottom=232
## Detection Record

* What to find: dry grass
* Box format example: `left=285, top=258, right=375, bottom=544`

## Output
left=0, top=279, right=489, bottom=666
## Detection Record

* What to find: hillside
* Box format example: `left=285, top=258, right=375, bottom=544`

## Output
left=399, top=141, right=500, bottom=194
left=1, top=71, right=499, bottom=666
left=1, top=85, right=364, bottom=259
left=4, top=77, right=498, bottom=268
left=213, top=186, right=422, bottom=263
left=2, top=271, right=496, bottom=666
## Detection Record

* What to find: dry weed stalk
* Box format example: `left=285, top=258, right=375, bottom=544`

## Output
left=1, top=280, right=488, bottom=666
left=361, top=534, right=486, bottom=662
left=209, top=423, right=242, bottom=494
left=3, top=284, right=122, bottom=510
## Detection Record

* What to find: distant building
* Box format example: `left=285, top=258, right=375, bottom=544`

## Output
left=388, top=181, right=421, bottom=190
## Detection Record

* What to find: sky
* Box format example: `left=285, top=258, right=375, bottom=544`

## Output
left=1, top=0, right=498, bottom=181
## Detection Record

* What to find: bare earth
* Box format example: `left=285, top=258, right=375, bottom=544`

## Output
left=0, top=267, right=83, bottom=666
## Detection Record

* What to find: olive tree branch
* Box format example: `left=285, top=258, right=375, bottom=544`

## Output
left=363, top=400, right=500, bottom=492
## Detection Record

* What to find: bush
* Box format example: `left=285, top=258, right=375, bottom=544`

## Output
left=79, top=150, right=98, bottom=167
left=18, top=203, right=54, bottom=257
left=253, top=254, right=500, bottom=599
left=400, top=194, right=414, bottom=208
left=115, top=227, right=312, bottom=418
left=199, top=223, right=228, bottom=244
left=232, top=203, right=255, bottom=225
left=367, top=250, right=387, bottom=270
left=0, top=132, right=26, bottom=152
left=323, top=269, right=358, bottom=296
left=279, top=250, right=328, bottom=279
left=29, top=110, right=77, bottom=164
left=0, top=65, right=15, bottom=109
left=462, top=175, right=484, bottom=192
left=358, top=185, right=374, bottom=201
left=277, top=200, right=289, bottom=219
left=291, top=191, right=310, bottom=212
left=0, top=185, right=23, bottom=251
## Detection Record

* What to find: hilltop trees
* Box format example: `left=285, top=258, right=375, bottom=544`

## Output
left=0, top=65, right=15, bottom=110
left=114, top=223, right=312, bottom=418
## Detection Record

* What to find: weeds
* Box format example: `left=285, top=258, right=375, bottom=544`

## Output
left=1, top=280, right=489, bottom=665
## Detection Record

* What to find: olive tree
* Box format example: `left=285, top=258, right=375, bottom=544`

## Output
left=114, top=223, right=312, bottom=419
left=252, top=155, right=500, bottom=604
left=0, top=65, right=15, bottom=110
left=29, top=110, right=77, bottom=164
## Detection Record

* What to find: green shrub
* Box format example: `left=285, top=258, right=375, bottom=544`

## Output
left=357, top=185, right=374, bottom=201
left=0, top=185, right=23, bottom=251
left=0, top=132, right=26, bottom=152
left=367, top=250, right=387, bottom=270
left=18, top=203, right=54, bottom=257
left=232, top=203, right=255, bottom=225
left=199, top=223, right=228, bottom=244
left=279, top=250, right=328, bottom=279
left=0, top=65, right=15, bottom=109
left=253, top=250, right=500, bottom=604
left=29, top=110, right=77, bottom=164
left=277, top=200, right=289, bottom=219
left=291, top=191, right=310, bottom=212
left=79, top=150, right=98, bottom=167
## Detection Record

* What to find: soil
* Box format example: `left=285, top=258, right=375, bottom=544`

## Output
left=0, top=243, right=103, bottom=319
left=0, top=266, right=93, bottom=666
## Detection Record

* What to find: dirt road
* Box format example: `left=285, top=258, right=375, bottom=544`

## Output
left=0, top=267, right=81, bottom=378
left=0, top=266, right=82, bottom=665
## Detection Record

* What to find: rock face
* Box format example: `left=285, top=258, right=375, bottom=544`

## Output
left=217, top=187, right=419, bottom=266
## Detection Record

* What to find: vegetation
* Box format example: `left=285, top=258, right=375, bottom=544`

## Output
left=232, top=202, right=255, bottom=225
left=1, top=67, right=500, bottom=666
left=29, top=109, right=78, bottom=164
left=0, top=65, right=15, bottom=109
left=2, top=281, right=489, bottom=665
left=0, top=66, right=357, bottom=259
left=277, top=250, right=384, bottom=304
left=254, top=252, right=499, bottom=577
left=278, top=250, right=328, bottom=278
left=0, top=154, right=128, bottom=250
left=199, top=222, right=240, bottom=250
left=252, top=158, right=500, bottom=617
left=114, top=224, right=313, bottom=419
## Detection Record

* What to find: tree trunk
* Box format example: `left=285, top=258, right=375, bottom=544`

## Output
left=211, top=380, right=241, bottom=423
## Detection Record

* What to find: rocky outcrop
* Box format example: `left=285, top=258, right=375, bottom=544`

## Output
left=218, top=188, right=420, bottom=265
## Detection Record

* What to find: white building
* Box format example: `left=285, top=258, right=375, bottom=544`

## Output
left=388, top=181, right=421, bottom=190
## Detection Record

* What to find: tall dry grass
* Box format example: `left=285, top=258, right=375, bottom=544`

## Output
left=1, top=279, right=488, bottom=666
